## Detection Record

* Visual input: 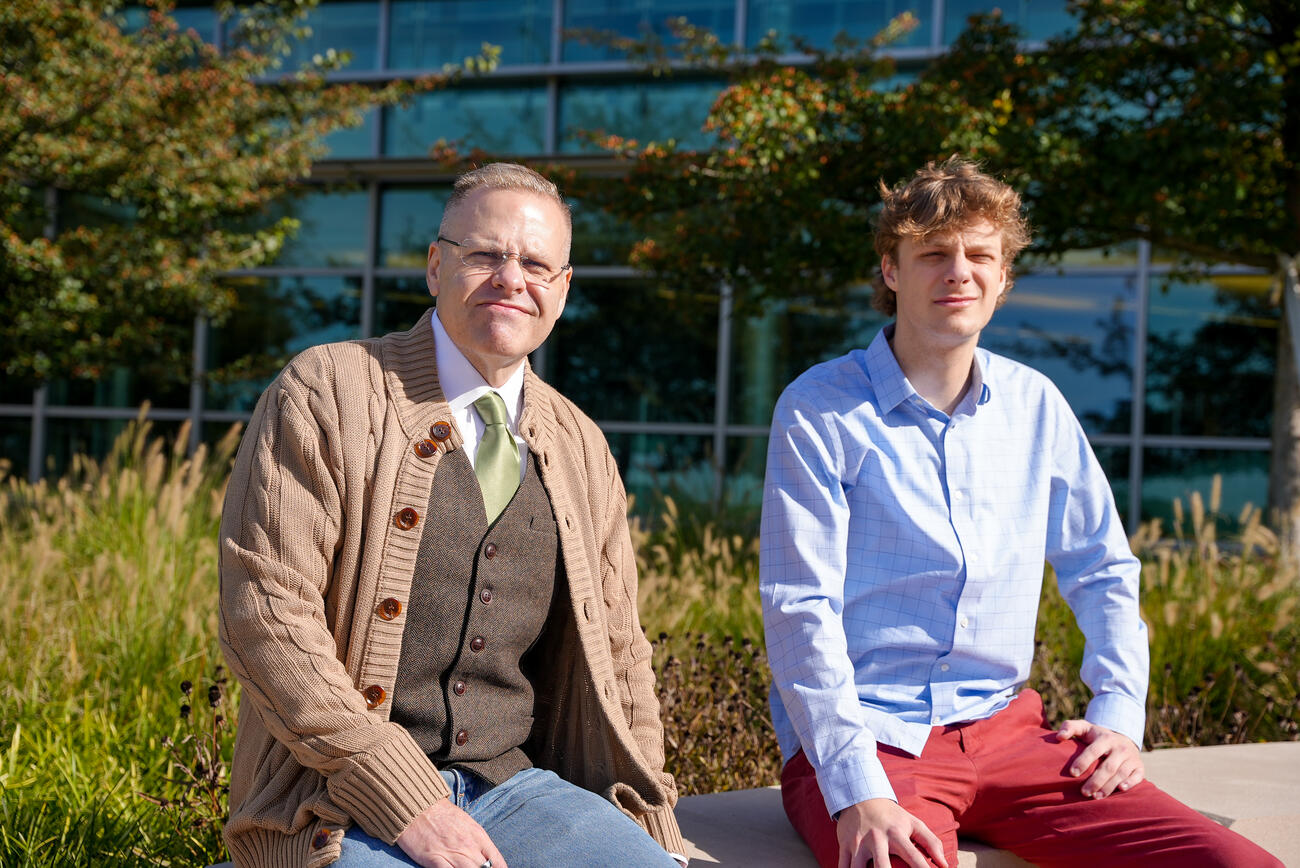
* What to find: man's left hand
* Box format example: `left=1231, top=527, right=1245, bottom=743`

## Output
left=1054, top=719, right=1144, bottom=799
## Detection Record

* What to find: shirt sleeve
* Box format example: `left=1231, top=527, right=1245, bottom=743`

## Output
left=760, top=388, right=897, bottom=816
left=1043, top=389, right=1149, bottom=748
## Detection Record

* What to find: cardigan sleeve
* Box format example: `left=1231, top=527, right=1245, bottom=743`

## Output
left=218, top=368, right=451, bottom=844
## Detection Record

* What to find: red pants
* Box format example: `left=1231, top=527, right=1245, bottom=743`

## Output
left=781, top=689, right=1283, bottom=868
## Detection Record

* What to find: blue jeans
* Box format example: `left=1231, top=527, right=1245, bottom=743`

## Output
left=334, top=766, right=679, bottom=867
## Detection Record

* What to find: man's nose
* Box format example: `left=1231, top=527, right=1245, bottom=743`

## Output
left=492, top=256, right=528, bottom=291
left=945, top=254, right=973, bottom=283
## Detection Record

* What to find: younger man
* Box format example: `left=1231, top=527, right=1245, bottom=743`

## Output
left=760, top=157, right=1282, bottom=868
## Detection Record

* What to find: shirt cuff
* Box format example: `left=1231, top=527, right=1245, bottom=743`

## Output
left=1085, top=691, right=1146, bottom=749
left=668, top=851, right=688, bottom=866
left=815, top=753, right=897, bottom=818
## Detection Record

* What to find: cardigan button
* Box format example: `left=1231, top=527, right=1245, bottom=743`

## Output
left=430, top=420, right=452, bottom=441
left=362, top=685, right=386, bottom=709
left=377, top=598, right=402, bottom=620
left=311, top=829, right=331, bottom=849
left=394, top=508, right=419, bottom=530
left=414, top=439, right=437, bottom=458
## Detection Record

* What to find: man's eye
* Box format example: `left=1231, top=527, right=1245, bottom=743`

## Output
left=520, top=258, right=552, bottom=276
left=464, top=251, right=503, bottom=267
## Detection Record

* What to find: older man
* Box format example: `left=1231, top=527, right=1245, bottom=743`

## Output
left=219, top=163, right=685, bottom=868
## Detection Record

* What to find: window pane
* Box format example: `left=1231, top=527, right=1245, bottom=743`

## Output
left=944, top=0, right=1072, bottom=44
left=604, top=431, right=714, bottom=515
left=384, top=86, right=548, bottom=156
left=389, top=0, right=552, bottom=68
left=0, top=417, right=31, bottom=482
left=1144, top=274, right=1276, bottom=438
left=378, top=186, right=451, bottom=268
left=207, top=275, right=363, bottom=412
left=559, top=78, right=720, bottom=152
left=562, top=0, right=735, bottom=62
left=547, top=278, right=718, bottom=424
left=725, top=434, right=768, bottom=518
left=747, top=0, right=929, bottom=50
left=322, top=108, right=377, bottom=158
left=44, top=418, right=184, bottom=479
left=981, top=273, right=1137, bottom=435
left=173, top=5, right=219, bottom=42
left=729, top=284, right=888, bottom=427
left=270, top=189, right=371, bottom=268
left=375, top=276, right=434, bottom=336
left=282, top=0, right=379, bottom=70
left=45, top=363, right=191, bottom=411
left=569, top=199, right=637, bottom=266
left=1092, top=444, right=1131, bottom=527
left=1141, top=447, right=1269, bottom=534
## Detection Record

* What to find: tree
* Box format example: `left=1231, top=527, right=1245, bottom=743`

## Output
left=573, top=3, right=1300, bottom=554
left=0, top=0, right=496, bottom=385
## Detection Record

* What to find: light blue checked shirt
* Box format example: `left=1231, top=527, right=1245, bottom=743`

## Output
left=760, top=326, right=1148, bottom=817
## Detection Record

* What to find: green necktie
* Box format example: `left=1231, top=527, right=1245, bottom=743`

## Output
left=472, top=391, right=520, bottom=523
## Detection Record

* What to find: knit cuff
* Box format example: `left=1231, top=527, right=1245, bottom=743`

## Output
left=328, top=730, right=452, bottom=843
left=639, top=804, right=687, bottom=858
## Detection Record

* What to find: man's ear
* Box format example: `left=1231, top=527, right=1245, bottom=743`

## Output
left=880, top=255, right=898, bottom=292
left=426, top=241, right=441, bottom=298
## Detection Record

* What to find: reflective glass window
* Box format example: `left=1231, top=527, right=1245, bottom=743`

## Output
left=944, top=0, right=1073, bottom=44
left=1091, top=444, right=1131, bottom=526
left=378, top=186, right=452, bottom=268
left=562, top=0, right=735, bottom=62
left=321, top=108, right=377, bottom=159
left=44, top=418, right=184, bottom=479
left=747, top=0, right=929, bottom=50
left=569, top=199, right=638, bottom=266
left=384, top=85, right=548, bottom=156
left=45, top=363, right=191, bottom=411
left=1144, top=274, right=1276, bottom=438
left=375, top=276, right=435, bottom=336
left=603, top=431, right=714, bottom=515
left=206, top=275, right=363, bottom=412
left=559, top=78, right=721, bottom=152
left=981, top=273, right=1137, bottom=435
left=1140, top=447, right=1269, bottom=534
left=389, top=0, right=552, bottom=68
left=269, top=189, right=370, bottom=268
left=171, top=4, right=219, bottom=42
left=0, top=417, right=31, bottom=482
left=729, top=283, right=888, bottom=427
left=281, top=1, right=379, bottom=70
left=547, top=278, right=718, bottom=424
left=725, top=434, right=769, bottom=518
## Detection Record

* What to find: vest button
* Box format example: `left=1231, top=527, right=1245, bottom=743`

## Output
left=470, top=636, right=486, bottom=652
left=479, top=587, right=493, bottom=604
left=484, top=542, right=498, bottom=559
left=430, top=421, right=452, bottom=441
left=455, top=729, right=469, bottom=746
left=414, top=439, right=436, bottom=458
left=362, top=684, right=386, bottom=709
left=377, top=597, right=402, bottom=620
left=453, top=680, right=466, bottom=695
left=393, top=507, right=419, bottom=530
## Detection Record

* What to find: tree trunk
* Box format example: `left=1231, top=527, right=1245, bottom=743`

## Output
left=1268, top=278, right=1300, bottom=567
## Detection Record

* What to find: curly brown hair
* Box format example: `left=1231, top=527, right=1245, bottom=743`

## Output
left=871, top=156, right=1032, bottom=316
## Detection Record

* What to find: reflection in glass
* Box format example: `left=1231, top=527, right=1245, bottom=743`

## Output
left=747, top=0, right=929, bottom=50
left=944, top=0, right=1072, bottom=43
left=547, top=278, right=717, bottom=424
left=560, top=78, right=720, bottom=152
left=321, top=109, right=377, bottom=159
left=45, top=363, right=191, bottom=411
left=384, top=86, right=548, bottom=156
left=390, top=0, right=552, bottom=68
left=1141, top=448, right=1269, bottom=534
left=982, top=273, right=1136, bottom=435
left=569, top=197, right=638, bottom=266
left=44, top=419, right=183, bottom=479
left=725, top=435, right=769, bottom=520
left=281, top=1, right=379, bottom=70
left=0, top=418, right=31, bottom=482
left=603, top=431, right=714, bottom=516
left=206, top=275, right=363, bottom=412
left=379, top=186, right=452, bottom=268
left=375, top=277, right=435, bottom=336
left=562, top=0, right=735, bottom=62
left=1144, top=275, right=1276, bottom=438
left=1091, top=444, right=1130, bottom=527
left=729, top=283, right=888, bottom=427
left=268, top=189, right=371, bottom=268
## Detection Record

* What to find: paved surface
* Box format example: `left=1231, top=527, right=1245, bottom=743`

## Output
left=676, top=741, right=1300, bottom=866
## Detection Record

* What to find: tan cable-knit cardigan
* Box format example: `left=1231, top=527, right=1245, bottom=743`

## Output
left=218, top=308, right=683, bottom=867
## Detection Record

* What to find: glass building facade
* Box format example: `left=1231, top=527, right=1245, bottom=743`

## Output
left=0, top=0, right=1274, bottom=531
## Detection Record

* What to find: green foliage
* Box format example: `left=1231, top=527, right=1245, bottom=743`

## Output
left=0, top=0, right=498, bottom=386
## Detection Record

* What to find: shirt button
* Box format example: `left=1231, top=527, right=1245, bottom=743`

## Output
left=960, top=616, right=970, bottom=628
left=414, top=439, right=436, bottom=458
left=940, top=663, right=950, bottom=672
left=470, top=636, right=486, bottom=652
left=393, top=508, right=419, bottom=530
left=362, top=685, right=386, bottom=709
left=953, top=490, right=963, bottom=500
left=932, top=715, right=942, bottom=725
left=376, top=598, right=402, bottom=620
left=484, top=542, right=498, bottom=559
left=430, top=421, right=452, bottom=441
left=455, top=729, right=468, bottom=746
left=453, top=680, right=466, bottom=696
left=479, top=587, right=493, bottom=604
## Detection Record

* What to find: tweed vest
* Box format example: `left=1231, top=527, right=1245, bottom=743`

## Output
left=390, top=448, right=558, bottom=784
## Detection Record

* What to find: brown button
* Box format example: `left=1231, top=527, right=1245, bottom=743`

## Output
left=311, top=829, right=331, bottom=850
left=393, top=507, right=419, bottom=530
left=452, top=680, right=466, bottom=695
left=430, top=421, right=452, bottom=441
left=362, top=684, right=386, bottom=709
left=470, top=636, right=486, bottom=652
left=484, top=542, right=498, bottom=559
left=377, top=597, right=402, bottom=620
left=414, top=439, right=436, bottom=458
left=455, top=729, right=468, bottom=746
left=479, top=587, right=493, bottom=604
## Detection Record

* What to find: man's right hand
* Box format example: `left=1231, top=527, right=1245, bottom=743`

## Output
left=395, top=798, right=507, bottom=868
left=836, top=798, right=947, bottom=868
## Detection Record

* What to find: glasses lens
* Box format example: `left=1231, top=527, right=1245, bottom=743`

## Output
left=462, top=250, right=503, bottom=270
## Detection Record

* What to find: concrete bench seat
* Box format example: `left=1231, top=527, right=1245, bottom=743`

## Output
left=675, top=741, right=1300, bottom=866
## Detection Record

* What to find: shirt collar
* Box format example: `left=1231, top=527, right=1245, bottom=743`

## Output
left=432, top=310, right=525, bottom=426
left=865, top=324, right=991, bottom=418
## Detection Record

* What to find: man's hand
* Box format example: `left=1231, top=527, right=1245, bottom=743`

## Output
left=836, top=798, right=948, bottom=868
left=1055, top=719, right=1144, bottom=799
left=395, top=798, right=507, bottom=868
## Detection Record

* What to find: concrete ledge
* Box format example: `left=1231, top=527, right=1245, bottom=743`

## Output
left=676, top=742, right=1300, bottom=866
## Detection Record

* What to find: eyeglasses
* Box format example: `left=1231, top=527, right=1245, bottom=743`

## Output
left=437, top=235, right=571, bottom=286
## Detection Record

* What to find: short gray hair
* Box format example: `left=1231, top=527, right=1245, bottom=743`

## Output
left=439, top=162, right=572, bottom=236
